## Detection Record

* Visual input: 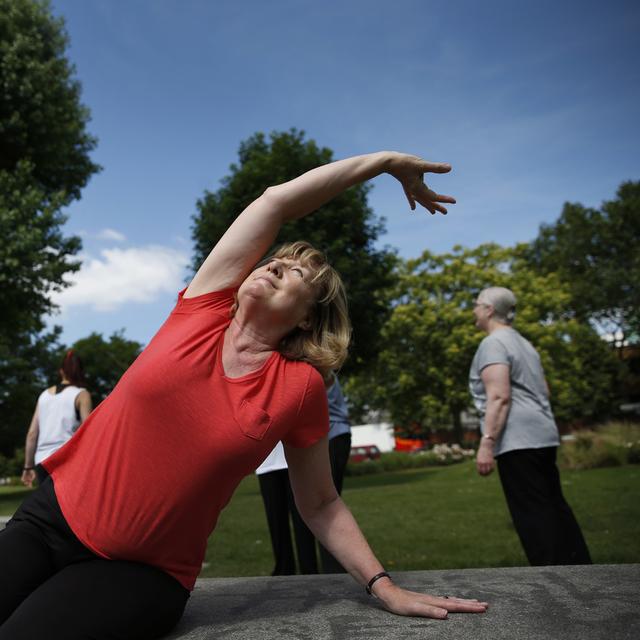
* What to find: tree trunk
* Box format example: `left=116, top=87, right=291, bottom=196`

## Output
left=451, top=408, right=463, bottom=444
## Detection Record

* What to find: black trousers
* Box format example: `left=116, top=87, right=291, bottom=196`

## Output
left=497, top=447, right=592, bottom=566
left=318, top=433, right=351, bottom=573
left=258, top=469, right=318, bottom=575
left=258, top=433, right=352, bottom=576
left=0, top=477, right=189, bottom=640
left=35, top=463, right=49, bottom=486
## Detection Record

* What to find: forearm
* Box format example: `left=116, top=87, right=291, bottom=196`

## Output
left=483, top=396, right=510, bottom=439
left=24, top=431, right=38, bottom=467
left=266, top=152, right=394, bottom=222
left=301, top=495, right=384, bottom=588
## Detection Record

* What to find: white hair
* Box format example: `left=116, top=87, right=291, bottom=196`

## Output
left=478, top=287, right=517, bottom=324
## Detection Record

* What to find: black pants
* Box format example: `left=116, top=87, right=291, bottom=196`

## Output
left=258, top=469, right=318, bottom=575
left=497, top=447, right=592, bottom=566
left=258, top=433, right=351, bottom=576
left=318, top=433, right=351, bottom=573
left=35, top=463, right=49, bottom=486
left=0, top=477, right=189, bottom=640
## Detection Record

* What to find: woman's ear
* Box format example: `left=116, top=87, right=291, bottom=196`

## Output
left=298, top=317, right=312, bottom=331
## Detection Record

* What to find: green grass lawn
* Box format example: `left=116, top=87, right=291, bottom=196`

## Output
left=3, top=462, right=639, bottom=577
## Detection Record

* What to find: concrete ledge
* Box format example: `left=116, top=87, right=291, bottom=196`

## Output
left=166, top=564, right=640, bottom=639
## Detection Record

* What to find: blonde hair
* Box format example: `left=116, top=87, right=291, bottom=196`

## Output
left=249, top=241, right=351, bottom=383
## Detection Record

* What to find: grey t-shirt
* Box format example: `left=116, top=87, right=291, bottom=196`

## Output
left=469, top=327, right=559, bottom=456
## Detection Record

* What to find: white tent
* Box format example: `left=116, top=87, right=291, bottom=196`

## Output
left=350, top=422, right=395, bottom=453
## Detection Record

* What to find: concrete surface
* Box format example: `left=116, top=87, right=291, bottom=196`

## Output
left=166, top=564, right=640, bottom=640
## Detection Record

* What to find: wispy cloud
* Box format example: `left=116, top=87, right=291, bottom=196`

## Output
left=96, top=228, right=127, bottom=242
left=52, top=245, right=189, bottom=312
left=77, top=228, right=127, bottom=242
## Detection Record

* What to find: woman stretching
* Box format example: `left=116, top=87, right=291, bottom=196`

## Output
left=0, top=151, right=488, bottom=639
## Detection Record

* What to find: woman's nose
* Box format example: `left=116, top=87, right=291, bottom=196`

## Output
left=268, top=261, right=282, bottom=276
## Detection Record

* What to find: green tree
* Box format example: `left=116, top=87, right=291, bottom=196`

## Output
left=345, top=244, right=620, bottom=441
left=0, top=0, right=99, bottom=202
left=0, top=0, right=99, bottom=455
left=527, top=181, right=640, bottom=348
left=0, top=326, right=61, bottom=456
left=191, top=129, right=396, bottom=374
left=1, top=331, right=142, bottom=460
left=69, top=332, right=143, bottom=404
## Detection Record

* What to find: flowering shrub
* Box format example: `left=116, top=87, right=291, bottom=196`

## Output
left=346, top=444, right=475, bottom=476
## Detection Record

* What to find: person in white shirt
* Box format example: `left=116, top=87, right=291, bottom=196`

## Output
left=256, top=374, right=353, bottom=575
left=21, top=350, right=93, bottom=487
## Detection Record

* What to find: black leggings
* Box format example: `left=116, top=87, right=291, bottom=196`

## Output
left=0, top=477, right=189, bottom=640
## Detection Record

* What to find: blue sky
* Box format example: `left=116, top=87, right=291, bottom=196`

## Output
left=47, top=0, right=640, bottom=347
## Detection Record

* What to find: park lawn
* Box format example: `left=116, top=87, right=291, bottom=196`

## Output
left=201, top=461, right=640, bottom=576
left=0, top=486, right=32, bottom=516
left=2, top=462, right=639, bottom=576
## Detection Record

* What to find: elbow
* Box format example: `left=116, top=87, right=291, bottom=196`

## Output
left=261, top=185, right=283, bottom=206
left=490, top=394, right=511, bottom=409
left=297, top=492, right=341, bottom=525
left=261, top=185, right=292, bottom=220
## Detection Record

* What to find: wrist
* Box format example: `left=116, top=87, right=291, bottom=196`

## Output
left=480, top=435, right=495, bottom=448
left=366, top=571, right=394, bottom=598
left=381, top=151, right=401, bottom=173
left=371, top=576, right=396, bottom=602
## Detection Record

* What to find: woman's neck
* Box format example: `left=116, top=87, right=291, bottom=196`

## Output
left=487, top=319, right=511, bottom=335
left=221, top=317, right=277, bottom=378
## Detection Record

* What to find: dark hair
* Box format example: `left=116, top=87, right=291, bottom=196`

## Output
left=61, top=350, right=86, bottom=387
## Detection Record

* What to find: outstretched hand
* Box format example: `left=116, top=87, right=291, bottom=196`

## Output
left=374, top=581, right=488, bottom=619
left=387, top=153, right=456, bottom=215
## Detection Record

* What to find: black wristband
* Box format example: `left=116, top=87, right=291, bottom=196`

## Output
left=366, top=571, right=391, bottom=596
left=23, top=466, right=34, bottom=471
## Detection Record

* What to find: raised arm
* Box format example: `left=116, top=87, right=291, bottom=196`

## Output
left=284, top=439, right=487, bottom=619
left=185, top=152, right=455, bottom=297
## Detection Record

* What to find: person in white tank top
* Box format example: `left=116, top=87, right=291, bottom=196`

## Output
left=22, top=350, right=92, bottom=487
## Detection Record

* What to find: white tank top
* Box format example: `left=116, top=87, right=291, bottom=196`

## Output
left=35, top=385, right=84, bottom=465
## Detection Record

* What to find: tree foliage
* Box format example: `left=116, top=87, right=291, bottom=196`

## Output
left=0, top=0, right=99, bottom=203
left=0, top=0, right=99, bottom=455
left=70, top=332, right=143, bottom=405
left=0, top=330, right=142, bottom=457
left=0, top=327, right=61, bottom=456
left=345, top=244, right=620, bottom=440
left=0, top=164, right=82, bottom=342
left=191, top=129, right=396, bottom=374
left=527, top=181, right=640, bottom=346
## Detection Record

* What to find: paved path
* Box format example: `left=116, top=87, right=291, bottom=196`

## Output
left=166, top=564, right=640, bottom=640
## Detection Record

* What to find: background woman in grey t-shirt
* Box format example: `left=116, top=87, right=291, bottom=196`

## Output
left=469, top=286, right=591, bottom=565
